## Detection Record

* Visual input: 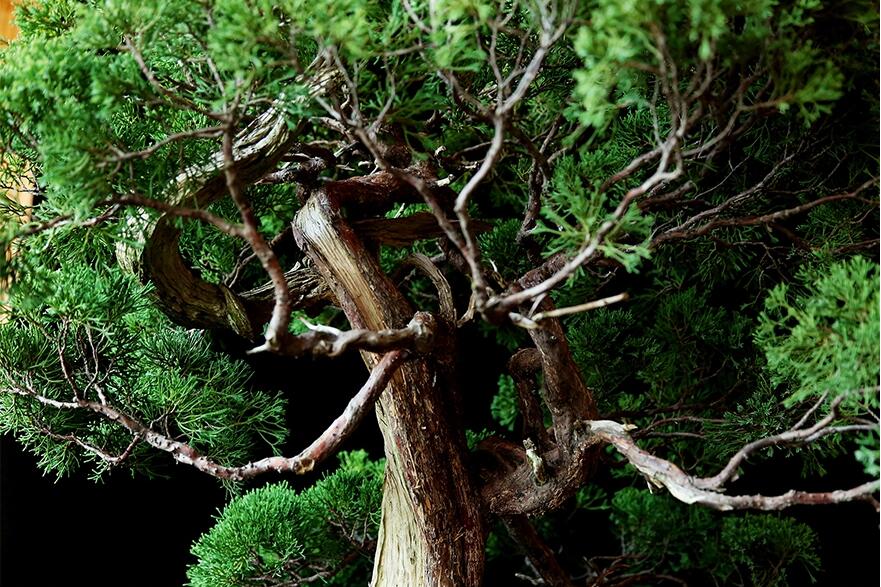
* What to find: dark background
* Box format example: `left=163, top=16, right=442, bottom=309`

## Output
left=0, top=348, right=383, bottom=587
left=4, top=434, right=879, bottom=586
left=2, top=337, right=879, bottom=586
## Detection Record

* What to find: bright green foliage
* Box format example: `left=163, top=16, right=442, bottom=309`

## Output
left=612, top=488, right=821, bottom=585
left=491, top=374, right=518, bottom=431
left=538, top=153, right=653, bottom=273
left=0, top=230, right=287, bottom=479
left=757, top=257, right=879, bottom=407
left=187, top=451, right=384, bottom=587
left=757, top=257, right=880, bottom=475
left=571, top=0, right=853, bottom=127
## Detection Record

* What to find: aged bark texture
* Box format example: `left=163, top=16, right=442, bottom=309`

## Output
left=294, top=190, right=485, bottom=586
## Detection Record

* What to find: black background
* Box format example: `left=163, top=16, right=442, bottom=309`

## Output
left=2, top=338, right=879, bottom=586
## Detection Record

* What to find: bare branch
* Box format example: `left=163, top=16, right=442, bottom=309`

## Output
left=40, top=427, right=141, bottom=467
left=256, top=349, right=408, bottom=476
left=111, top=193, right=244, bottom=236
left=528, top=292, right=629, bottom=324
left=275, top=312, right=436, bottom=357
left=585, top=415, right=880, bottom=511
left=398, top=254, right=457, bottom=323
left=222, top=126, right=292, bottom=352
left=5, top=351, right=408, bottom=481
left=106, top=125, right=226, bottom=163
left=694, top=395, right=857, bottom=490
left=123, top=35, right=223, bottom=121
left=654, top=177, right=879, bottom=246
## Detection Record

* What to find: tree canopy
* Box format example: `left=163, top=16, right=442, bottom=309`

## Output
left=0, top=1, right=878, bottom=585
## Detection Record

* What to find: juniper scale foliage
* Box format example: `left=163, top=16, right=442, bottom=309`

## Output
left=0, top=1, right=878, bottom=585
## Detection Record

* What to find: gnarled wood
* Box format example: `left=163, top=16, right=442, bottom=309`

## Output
left=294, top=190, right=484, bottom=587
left=144, top=108, right=295, bottom=338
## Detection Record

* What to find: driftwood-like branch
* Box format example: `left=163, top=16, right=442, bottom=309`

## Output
left=275, top=312, right=436, bottom=357
left=351, top=213, right=491, bottom=249
left=6, top=350, right=408, bottom=480
left=511, top=292, right=630, bottom=329
left=585, top=418, right=880, bottom=511
left=477, top=431, right=597, bottom=516
left=294, top=186, right=486, bottom=585
left=238, top=260, right=333, bottom=315
left=397, top=253, right=458, bottom=322
left=223, top=124, right=294, bottom=352
left=129, top=106, right=296, bottom=340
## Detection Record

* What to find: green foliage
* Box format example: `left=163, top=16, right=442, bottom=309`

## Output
left=537, top=153, right=653, bottom=274
left=755, top=256, right=880, bottom=475
left=567, top=286, right=750, bottom=411
left=612, top=488, right=821, bottom=586
left=478, top=219, right=532, bottom=282
left=756, top=257, right=879, bottom=407
left=187, top=451, right=384, bottom=587
left=571, top=0, right=850, bottom=128
left=721, top=514, right=821, bottom=587
left=573, top=484, right=609, bottom=511
left=0, top=0, right=876, bottom=583
left=854, top=430, right=880, bottom=478
left=465, top=427, right=493, bottom=450
left=0, top=238, right=287, bottom=479
left=136, top=329, right=288, bottom=466
left=491, top=374, right=518, bottom=431
left=611, top=487, right=726, bottom=576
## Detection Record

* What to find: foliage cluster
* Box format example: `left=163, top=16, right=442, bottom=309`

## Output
left=0, top=0, right=877, bottom=584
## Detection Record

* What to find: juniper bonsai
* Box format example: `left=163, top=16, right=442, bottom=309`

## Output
left=0, top=1, right=878, bottom=585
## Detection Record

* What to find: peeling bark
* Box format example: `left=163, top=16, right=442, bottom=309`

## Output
left=293, top=190, right=485, bottom=586
left=121, top=108, right=297, bottom=339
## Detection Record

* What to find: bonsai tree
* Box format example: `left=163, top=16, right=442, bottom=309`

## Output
left=1, top=1, right=877, bottom=585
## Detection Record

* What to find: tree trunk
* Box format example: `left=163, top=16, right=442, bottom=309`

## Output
left=294, top=191, right=485, bottom=586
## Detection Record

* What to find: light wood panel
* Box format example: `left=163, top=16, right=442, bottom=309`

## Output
left=1, top=1, right=25, bottom=300
left=0, top=0, right=17, bottom=43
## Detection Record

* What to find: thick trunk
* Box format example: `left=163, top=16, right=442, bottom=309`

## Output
left=294, top=192, right=485, bottom=586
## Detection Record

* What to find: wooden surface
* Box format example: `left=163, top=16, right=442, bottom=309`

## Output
left=0, top=0, right=17, bottom=43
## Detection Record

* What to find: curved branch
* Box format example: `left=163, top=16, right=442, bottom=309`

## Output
left=120, top=106, right=296, bottom=339
left=586, top=419, right=880, bottom=511
left=5, top=351, right=408, bottom=480
left=274, top=312, right=436, bottom=357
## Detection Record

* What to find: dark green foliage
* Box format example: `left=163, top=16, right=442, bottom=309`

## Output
left=567, top=285, right=751, bottom=413
left=187, top=451, right=384, bottom=587
left=721, top=513, right=821, bottom=587
left=478, top=219, right=532, bottom=282
left=612, top=488, right=820, bottom=586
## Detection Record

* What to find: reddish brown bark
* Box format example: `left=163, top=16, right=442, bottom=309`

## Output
left=293, top=189, right=485, bottom=586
